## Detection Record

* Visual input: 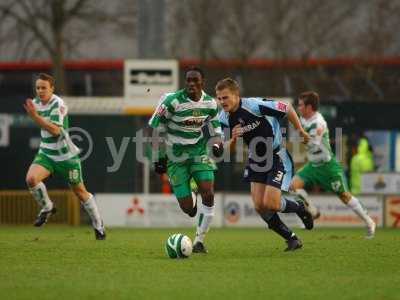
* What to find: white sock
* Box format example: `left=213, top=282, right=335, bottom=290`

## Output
left=347, top=196, right=374, bottom=226
left=192, top=192, right=198, bottom=209
left=29, top=182, right=53, bottom=211
left=194, top=203, right=214, bottom=244
left=82, top=194, right=104, bottom=231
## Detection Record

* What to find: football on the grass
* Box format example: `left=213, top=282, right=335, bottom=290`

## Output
left=165, top=233, right=193, bottom=258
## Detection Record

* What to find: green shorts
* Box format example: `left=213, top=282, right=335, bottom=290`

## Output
left=296, top=158, right=349, bottom=195
left=33, top=153, right=83, bottom=186
left=167, top=155, right=216, bottom=199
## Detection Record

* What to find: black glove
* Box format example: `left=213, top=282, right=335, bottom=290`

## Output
left=212, top=143, right=224, bottom=158
left=154, top=157, right=167, bottom=174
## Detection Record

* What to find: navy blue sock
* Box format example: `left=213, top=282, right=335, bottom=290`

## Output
left=281, top=197, right=302, bottom=213
left=260, top=212, right=295, bottom=240
left=260, top=211, right=275, bottom=223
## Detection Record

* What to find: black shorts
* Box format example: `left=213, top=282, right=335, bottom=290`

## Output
left=243, top=150, right=294, bottom=191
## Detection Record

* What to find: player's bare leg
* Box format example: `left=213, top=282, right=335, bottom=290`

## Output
left=71, top=183, right=106, bottom=240
left=26, top=164, right=56, bottom=226
left=290, top=176, right=305, bottom=191
left=251, top=183, right=303, bottom=251
left=264, top=184, right=314, bottom=230
left=175, top=176, right=199, bottom=217
left=339, top=192, right=376, bottom=239
left=177, top=195, right=197, bottom=217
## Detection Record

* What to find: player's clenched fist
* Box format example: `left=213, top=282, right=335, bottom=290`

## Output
left=299, top=129, right=310, bottom=145
left=231, top=124, right=243, bottom=140
left=154, top=157, right=167, bottom=174
left=23, top=98, right=38, bottom=117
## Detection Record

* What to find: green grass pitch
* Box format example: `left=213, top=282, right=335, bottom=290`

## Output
left=0, top=226, right=399, bottom=300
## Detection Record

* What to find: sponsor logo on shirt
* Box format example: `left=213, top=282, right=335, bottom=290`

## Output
left=156, top=104, right=167, bottom=116
left=183, top=118, right=204, bottom=127
left=241, top=120, right=261, bottom=134
left=277, top=101, right=288, bottom=112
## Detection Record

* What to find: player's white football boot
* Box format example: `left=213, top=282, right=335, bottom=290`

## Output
left=365, top=221, right=376, bottom=239
left=295, top=189, right=321, bottom=220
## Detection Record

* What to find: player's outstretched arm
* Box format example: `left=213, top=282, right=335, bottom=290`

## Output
left=23, top=98, right=61, bottom=136
left=287, top=104, right=309, bottom=144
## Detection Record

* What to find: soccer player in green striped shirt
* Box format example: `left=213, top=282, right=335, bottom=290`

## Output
left=149, top=67, right=223, bottom=253
left=24, top=73, right=106, bottom=240
left=290, top=91, right=376, bottom=238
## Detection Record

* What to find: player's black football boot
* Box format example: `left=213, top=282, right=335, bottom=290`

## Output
left=284, top=236, right=303, bottom=252
left=192, top=241, right=208, bottom=254
left=34, top=207, right=57, bottom=227
left=94, top=227, right=106, bottom=240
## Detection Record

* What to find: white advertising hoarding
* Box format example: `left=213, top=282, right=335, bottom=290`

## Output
left=223, top=194, right=383, bottom=228
left=222, top=193, right=303, bottom=227
left=312, top=195, right=383, bottom=227
left=124, top=60, right=179, bottom=108
left=96, top=193, right=382, bottom=228
left=361, top=173, right=400, bottom=194
left=0, top=114, right=12, bottom=147
left=96, top=193, right=223, bottom=227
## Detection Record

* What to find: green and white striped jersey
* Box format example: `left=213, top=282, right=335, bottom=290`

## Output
left=33, top=95, right=79, bottom=162
left=148, top=89, right=221, bottom=147
left=301, top=112, right=333, bottom=165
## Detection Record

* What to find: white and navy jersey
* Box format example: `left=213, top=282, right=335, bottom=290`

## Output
left=219, top=97, right=293, bottom=190
left=218, top=97, right=289, bottom=154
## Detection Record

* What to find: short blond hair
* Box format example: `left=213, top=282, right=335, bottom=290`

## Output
left=215, top=77, right=240, bottom=93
